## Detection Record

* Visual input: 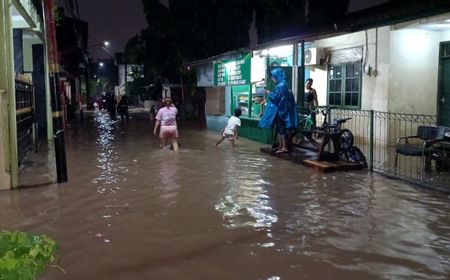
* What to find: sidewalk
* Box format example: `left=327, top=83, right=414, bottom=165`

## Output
left=17, top=108, right=148, bottom=188
left=18, top=140, right=56, bottom=188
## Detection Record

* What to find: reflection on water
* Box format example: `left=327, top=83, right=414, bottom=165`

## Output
left=1, top=111, right=450, bottom=280
left=215, top=153, right=278, bottom=230
left=90, top=112, right=131, bottom=244
left=155, top=152, right=180, bottom=203
left=91, top=112, right=125, bottom=193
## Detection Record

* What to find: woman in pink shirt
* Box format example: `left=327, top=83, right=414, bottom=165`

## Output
left=153, top=98, right=179, bottom=151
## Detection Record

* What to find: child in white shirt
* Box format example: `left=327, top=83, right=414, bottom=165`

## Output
left=215, top=108, right=242, bottom=148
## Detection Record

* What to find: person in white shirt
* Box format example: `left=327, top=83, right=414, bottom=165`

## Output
left=215, top=108, right=242, bottom=148
left=154, top=97, right=179, bottom=151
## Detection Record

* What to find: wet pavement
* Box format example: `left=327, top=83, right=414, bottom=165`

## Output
left=1, top=110, right=450, bottom=280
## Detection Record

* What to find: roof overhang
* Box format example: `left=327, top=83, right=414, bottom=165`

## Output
left=11, top=0, right=44, bottom=40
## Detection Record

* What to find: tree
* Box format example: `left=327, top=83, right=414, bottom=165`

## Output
left=125, top=0, right=350, bottom=84
left=253, top=0, right=307, bottom=42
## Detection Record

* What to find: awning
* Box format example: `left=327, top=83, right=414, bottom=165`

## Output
left=11, top=0, right=43, bottom=38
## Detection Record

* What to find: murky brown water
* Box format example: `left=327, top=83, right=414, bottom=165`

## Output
left=1, top=111, right=450, bottom=280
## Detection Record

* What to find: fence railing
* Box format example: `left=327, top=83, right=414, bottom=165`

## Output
left=315, top=108, right=449, bottom=192
left=15, top=80, right=35, bottom=164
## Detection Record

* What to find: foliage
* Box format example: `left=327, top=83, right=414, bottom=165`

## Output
left=87, top=79, right=98, bottom=96
left=126, top=77, right=148, bottom=98
left=0, top=231, right=58, bottom=280
left=88, top=78, right=113, bottom=94
left=53, top=6, right=65, bottom=26
left=125, top=0, right=349, bottom=85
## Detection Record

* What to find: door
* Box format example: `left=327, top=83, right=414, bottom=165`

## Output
left=438, top=42, right=450, bottom=126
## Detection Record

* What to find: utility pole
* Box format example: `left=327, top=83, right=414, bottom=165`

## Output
left=43, top=0, right=68, bottom=183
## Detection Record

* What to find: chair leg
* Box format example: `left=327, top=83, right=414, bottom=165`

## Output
left=394, top=152, right=398, bottom=169
left=420, top=156, right=424, bottom=181
left=420, top=152, right=427, bottom=181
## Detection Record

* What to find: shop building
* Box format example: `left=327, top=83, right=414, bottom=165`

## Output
left=194, top=47, right=302, bottom=144
left=0, top=0, right=68, bottom=189
left=190, top=0, right=450, bottom=190
left=55, top=12, right=88, bottom=122
left=192, top=1, right=450, bottom=145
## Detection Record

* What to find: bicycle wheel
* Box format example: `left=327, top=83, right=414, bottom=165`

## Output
left=339, top=129, right=353, bottom=152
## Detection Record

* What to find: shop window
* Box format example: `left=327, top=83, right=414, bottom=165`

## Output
left=231, top=85, right=251, bottom=118
left=327, top=62, right=362, bottom=109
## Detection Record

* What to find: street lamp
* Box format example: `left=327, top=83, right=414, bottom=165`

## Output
left=88, top=41, right=110, bottom=49
left=99, top=62, right=104, bottom=67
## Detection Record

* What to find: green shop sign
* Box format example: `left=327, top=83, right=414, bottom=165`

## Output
left=214, top=53, right=250, bottom=86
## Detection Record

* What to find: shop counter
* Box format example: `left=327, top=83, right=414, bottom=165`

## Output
left=238, top=117, right=274, bottom=144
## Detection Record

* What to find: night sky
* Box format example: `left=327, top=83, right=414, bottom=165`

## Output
left=56, top=0, right=387, bottom=59
left=75, top=0, right=147, bottom=59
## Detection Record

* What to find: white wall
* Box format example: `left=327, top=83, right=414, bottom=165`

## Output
left=308, top=27, right=391, bottom=111
left=23, top=35, right=42, bottom=73
left=118, top=65, right=126, bottom=88
left=388, top=28, right=440, bottom=115
left=205, top=87, right=225, bottom=115
left=441, top=30, right=450, bottom=42
left=307, top=23, right=450, bottom=115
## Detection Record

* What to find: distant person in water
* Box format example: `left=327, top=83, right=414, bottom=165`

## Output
left=150, top=105, right=156, bottom=122
left=216, top=108, right=242, bottom=149
left=106, top=93, right=117, bottom=120
left=154, top=97, right=179, bottom=151
left=117, top=95, right=129, bottom=122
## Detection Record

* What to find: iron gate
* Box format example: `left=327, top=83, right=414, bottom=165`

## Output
left=15, top=79, right=35, bottom=164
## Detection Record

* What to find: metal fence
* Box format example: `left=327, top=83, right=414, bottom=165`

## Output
left=316, top=108, right=449, bottom=192
left=15, top=80, right=35, bottom=164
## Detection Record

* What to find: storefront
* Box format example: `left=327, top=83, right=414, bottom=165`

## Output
left=196, top=52, right=267, bottom=143
left=196, top=44, right=305, bottom=144
left=216, top=52, right=274, bottom=143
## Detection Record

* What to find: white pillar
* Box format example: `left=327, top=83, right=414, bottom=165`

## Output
left=0, top=89, right=11, bottom=189
left=43, top=40, right=54, bottom=140
left=0, top=0, right=11, bottom=189
left=0, top=0, right=18, bottom=189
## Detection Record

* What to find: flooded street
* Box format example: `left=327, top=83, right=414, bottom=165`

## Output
left=1, top=111, right=450, bottom=280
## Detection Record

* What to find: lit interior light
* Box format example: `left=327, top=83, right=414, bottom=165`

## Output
left=268, top=45, right=292, bottom=57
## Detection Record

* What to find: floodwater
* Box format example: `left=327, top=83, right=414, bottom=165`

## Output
left=1, top=111, right=450, bottom=280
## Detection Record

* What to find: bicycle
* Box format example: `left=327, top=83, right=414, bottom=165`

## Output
left=289, top=106, right=354, bottom=161
left=316, top=106, right=354, bottom=153
left=291, top=109, right=317, bottom=146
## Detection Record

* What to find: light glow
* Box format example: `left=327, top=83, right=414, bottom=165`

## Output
left=422, top=23, right=450, bottom=30
left=268, top=45, right=292, bottom=57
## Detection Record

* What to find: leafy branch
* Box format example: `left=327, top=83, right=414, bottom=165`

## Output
left=0, top=231, right=59, bottom=280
